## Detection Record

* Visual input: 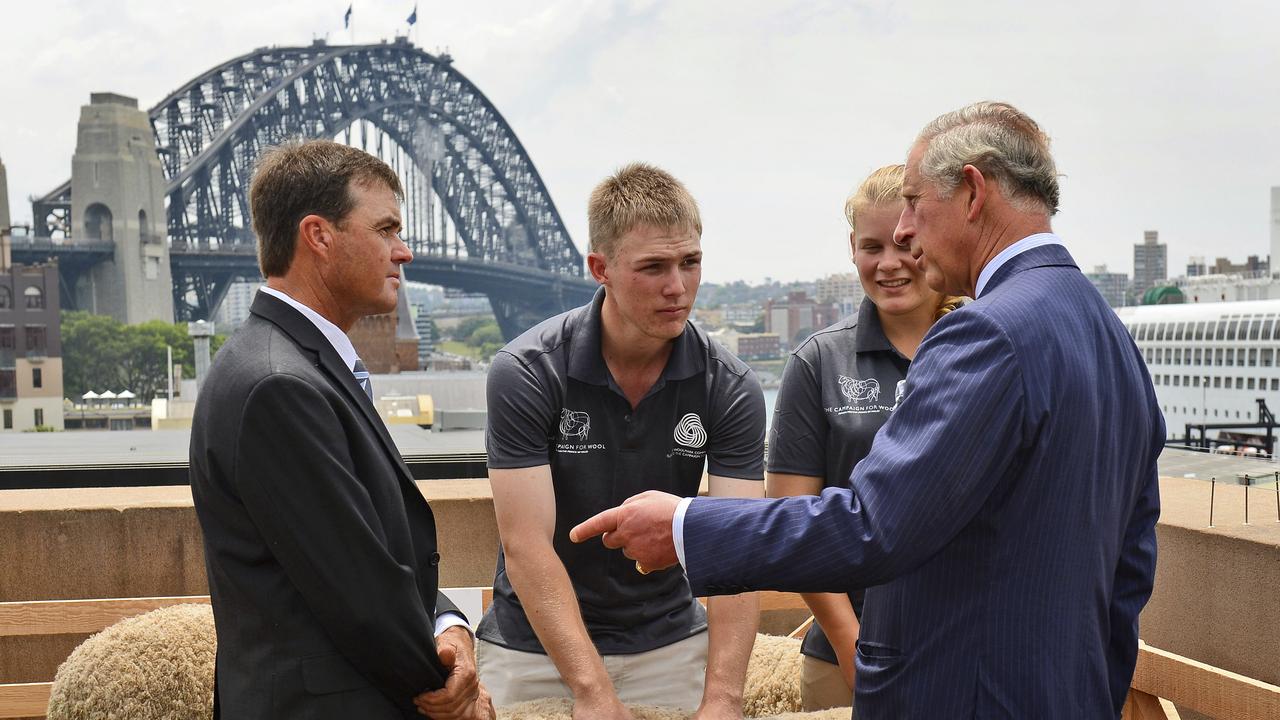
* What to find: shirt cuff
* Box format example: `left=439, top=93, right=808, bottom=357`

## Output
left=434, top=611, right=470, bottom=638
left=672, top=496, right=694, bottom=569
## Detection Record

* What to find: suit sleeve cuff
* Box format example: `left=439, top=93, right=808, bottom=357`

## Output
left=434, top=612, right=470, bottom=638
left=673, top=496, right=694, bottom=569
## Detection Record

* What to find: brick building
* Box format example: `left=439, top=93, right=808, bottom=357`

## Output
left=0, top=232, right=65, bottom=431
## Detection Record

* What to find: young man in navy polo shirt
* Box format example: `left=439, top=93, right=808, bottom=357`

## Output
left=478, top=163, right=765, bottom=718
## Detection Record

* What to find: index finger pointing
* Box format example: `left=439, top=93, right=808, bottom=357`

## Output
left=569, top=506, right=621, bottom=543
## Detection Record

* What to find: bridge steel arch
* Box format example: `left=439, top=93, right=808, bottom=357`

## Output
left=33, top=39, right=596, bottom=338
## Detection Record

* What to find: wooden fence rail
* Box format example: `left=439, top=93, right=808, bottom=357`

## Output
left=2, top=594, right=1278, bottom=719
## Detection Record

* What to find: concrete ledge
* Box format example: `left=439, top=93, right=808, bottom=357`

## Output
left=0, top=480, right=497, bottom=683
left=1142, top=476, right=1280, bottom=690
left=2, top=476, right=1277, bottom=695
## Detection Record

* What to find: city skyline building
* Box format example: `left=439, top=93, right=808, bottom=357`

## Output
left=815, top=271, right=864, bottom=318
left=765, top=291, right=837, bottom=350
left=1085, top=265, right=1131, bottom=308
left=212, top=280, right=263, bottom=328
left=1271, top=186, right=1280, bottom=277
left=1133, top=230, right=1168, bottom=302
left=0, top=155, right=9, bottom=234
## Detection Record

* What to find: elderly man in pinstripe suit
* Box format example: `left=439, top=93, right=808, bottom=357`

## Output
left=573, top=102, right=1163, bottom=719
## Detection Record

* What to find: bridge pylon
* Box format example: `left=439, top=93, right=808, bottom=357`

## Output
left=70, top=93, right=173, bottom=323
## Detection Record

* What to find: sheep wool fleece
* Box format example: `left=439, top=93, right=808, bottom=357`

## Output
left=47, top=604, right=215, bottom=720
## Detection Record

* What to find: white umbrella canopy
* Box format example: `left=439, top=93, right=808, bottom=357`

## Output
left=98, top=390, right=118, bottom=399
left=81, top=390, right=100, bottom=400
left=117, top=390, right=137, bottom=399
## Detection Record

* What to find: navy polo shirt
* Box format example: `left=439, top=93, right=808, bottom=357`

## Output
left=480, top=287, right=766, bottom=655
left=768, top=296, right=911, bottom=665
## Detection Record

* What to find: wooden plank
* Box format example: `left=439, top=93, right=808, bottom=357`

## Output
left=0, top=682, right=51, bottom=719
left=759, top=591, right=806, bottom=612
left=787, top=615, right=814, bottom=640
left=1122, top=689, right=1180, bottom=720
left=696, top=591, right=808, bottom=612
left=0, top=596, right=209, bottom=637
left=1132, top=641, right=1280, bottom=719
left=480, top=588, right=493, bottom=612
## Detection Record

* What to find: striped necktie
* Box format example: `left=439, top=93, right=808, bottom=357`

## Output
left=352, top=358, right=373, bottom=400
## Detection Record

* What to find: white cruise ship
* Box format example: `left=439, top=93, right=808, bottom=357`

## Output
left=1116, top=300, right=1280, bottom=456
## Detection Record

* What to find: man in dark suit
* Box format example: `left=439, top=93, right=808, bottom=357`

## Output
left=190, top=140, right=493, bottom=720
left=572, top=102, right=1163, bottom=719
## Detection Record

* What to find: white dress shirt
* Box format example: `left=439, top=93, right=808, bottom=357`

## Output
left=672, top=232, right=1067, bottom=570
left=974, top=232, right=1064, bottom=299
left=257, top=287, right=469, bottom=637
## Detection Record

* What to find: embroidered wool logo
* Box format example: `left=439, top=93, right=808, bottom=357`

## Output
left=673, top=413, right=707, bottom=448
left=559, top=409, right=590, bottom=441
left=838, top=375, right=880, bottom=403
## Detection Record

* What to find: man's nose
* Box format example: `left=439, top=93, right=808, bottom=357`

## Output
left=664, top=267, right=685, bottom=296
left=393, top=236, right=413, bottom=264
left=892, top=212, right=913, bottom=249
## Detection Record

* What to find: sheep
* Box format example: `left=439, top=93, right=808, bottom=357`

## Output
left=45, top=609, right=825, bottom=720
left=46, top=604, right=215, bottom=720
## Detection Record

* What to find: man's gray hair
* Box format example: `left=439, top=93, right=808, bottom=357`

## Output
left=916, top=101, right=1060, bottom=216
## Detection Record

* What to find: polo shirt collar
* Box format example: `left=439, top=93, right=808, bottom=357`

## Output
left=853, top=296, right=895, bottom=354
left=566, top=286, right=704, bottom=387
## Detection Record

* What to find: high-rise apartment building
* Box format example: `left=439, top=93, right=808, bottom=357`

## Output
left=213, top=280, right=264, bottom=328
left=1133, top=230, right=1167, bottom=301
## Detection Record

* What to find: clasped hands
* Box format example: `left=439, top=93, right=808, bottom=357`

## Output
left=414, top=626, right=494, bottom=720
left=569, top=490, right=683, bottom=573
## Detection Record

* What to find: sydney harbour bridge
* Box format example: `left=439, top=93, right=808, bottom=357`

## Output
left=14, top=39, right=597, bottom=339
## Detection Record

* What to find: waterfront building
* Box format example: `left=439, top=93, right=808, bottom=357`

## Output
left=765, top=291, right=837, bottom=350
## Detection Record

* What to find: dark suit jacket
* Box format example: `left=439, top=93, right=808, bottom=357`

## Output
left=190, top=293, right=459, bottom=720
left=683, top=244, right=1162, bottom=719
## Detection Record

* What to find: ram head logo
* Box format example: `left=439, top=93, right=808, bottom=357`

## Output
left=838, top=375, right=880, bottom=403
left=559, top=409, right=591, bottom=441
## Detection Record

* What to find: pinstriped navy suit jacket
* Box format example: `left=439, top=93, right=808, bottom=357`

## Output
left=684, top=244, right=1162, bottom=719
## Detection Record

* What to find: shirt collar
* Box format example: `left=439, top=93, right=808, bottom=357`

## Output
left=974, top=232, right=1064, bottom=299
left=258, top=286, right=360, bottom=373
left=853, top=296, right=894, bottom=354
left=566, top=286, right=704, bottom=387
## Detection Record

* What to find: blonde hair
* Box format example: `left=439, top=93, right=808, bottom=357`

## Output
left=843, top=164, right=905, bottom=233
left=588, top=162, right=702, bottom=257
left=844, top=163, right=966, bottom=318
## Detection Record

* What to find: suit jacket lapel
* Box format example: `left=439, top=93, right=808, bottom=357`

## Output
left=249, top=294, right=419, bottom=488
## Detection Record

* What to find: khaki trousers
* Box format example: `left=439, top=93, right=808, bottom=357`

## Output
left=477, top=633, right=708, bottom=710
left=801, top=655, right=855, bottom=714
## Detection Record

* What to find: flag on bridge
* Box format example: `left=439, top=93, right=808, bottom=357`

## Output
left=344, top=4, right=353, bottom=29
left=407, top=4, right=418, bottom=25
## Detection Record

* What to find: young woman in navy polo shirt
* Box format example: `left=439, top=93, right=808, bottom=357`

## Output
left=766, top=164, right=963, bottom=712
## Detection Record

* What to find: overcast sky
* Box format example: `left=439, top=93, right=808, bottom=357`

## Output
left=2, top=0, right=1277, bottom=284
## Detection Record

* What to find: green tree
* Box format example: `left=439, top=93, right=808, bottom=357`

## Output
left=61, top=312, right=128, bottom=400
left=449, top=314, right=494, bottom=342
left=467, top=321, right=505, bottom=359
left=61, top=311, right=228, bottom=402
